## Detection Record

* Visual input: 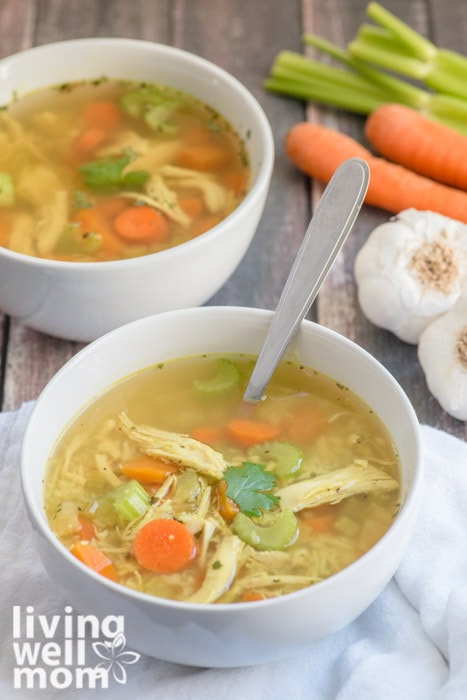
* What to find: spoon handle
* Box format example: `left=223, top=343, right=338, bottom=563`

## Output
left=243, top=157, right=370, bottom=403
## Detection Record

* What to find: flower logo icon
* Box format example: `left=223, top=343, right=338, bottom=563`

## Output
left=92, top=633, right=141, bottom=684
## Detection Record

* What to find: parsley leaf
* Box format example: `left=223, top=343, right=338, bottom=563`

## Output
left=224, top=462, right=280, bottom=517
left=80, top=156, right=149, bottom=191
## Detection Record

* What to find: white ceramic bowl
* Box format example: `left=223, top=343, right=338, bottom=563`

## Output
left=21, top=306, right=422, bottom=668
left=0, top=40, right=274, bottom=341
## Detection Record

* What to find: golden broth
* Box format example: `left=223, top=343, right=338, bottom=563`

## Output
left=44, top=354, right=401, bottom=604
left=0, top=79, right=250, bottom=261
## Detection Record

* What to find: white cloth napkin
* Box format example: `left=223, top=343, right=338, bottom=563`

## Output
left=1, top=403, right=466, bottom=700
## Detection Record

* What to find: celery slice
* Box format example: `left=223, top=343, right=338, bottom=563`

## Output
left=233, top=509, right=298, bottom=551
left=248, top=441, right=303, bottom=479
left=192, top=358, right=241, bottom=396
left=108, top=479, right=150, bottom=521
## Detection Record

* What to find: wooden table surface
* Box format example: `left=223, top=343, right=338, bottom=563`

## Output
left=0, top=0, right=465, bottom=441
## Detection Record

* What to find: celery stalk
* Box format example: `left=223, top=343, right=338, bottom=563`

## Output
left=348, top=2, right=467, bottom=100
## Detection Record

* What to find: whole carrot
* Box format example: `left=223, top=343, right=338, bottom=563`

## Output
left=365, top=104, right=467, bottom=190
left=285, top=121, right=467, bottom=223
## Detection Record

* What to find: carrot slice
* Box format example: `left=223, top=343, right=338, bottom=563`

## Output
left=82, top=100, right=123, bottom=130
left=176, top=144, right=231, bottom=171
left=281, top=405, right=328, bottom=444
left=227, top=418, right=280, bottom=447
left=121, top=456, right=179, bottom=483
left=241, top=591, right=268, bottom=602
left=179, top=196, right=205, bottom=219
left=133, top=518, right=196, bottom=574
left=113, top=205, right=170, bottom=242
left=190, top=426, right=226, bottom=446
left=75, top=205, right=122, bottom=256
left=301, top=504, right=337, bottom=534
left=215, top=479, right=240, bottom=522
left=78, top=514, right=96, bottom=541
left=74, top=126, right=108, bottom=156
left=71, top=541, right=118, bottom=581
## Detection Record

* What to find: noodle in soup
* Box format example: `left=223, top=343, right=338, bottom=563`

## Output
left=44, top=353, right=401, bottom=604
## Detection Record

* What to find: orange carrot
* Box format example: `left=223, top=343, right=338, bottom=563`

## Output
left=301, top=504, right=337, bottom=534
left=227, top=418, right=280, bottom=447
left=190, top=426, right=226, bottom=446
left=179, top=196, right=205, bottom=219
left=241, top=591, right=268, bottom=602
left=74, top=126, right=108, bottom=155
left=82, top=101, right=123, bottom=130
left=215, top=479, right=240, bottom=522
left=113, top=205, right=170, bottom=242
left=133, top=518, right=196, bottom=574
left=285, top=121, right=467, bottom=223
left=78, top=514, right=96, bottom=541
left=71, top=541, right=118, bottom=581
left=176, top=144, right=231, bottom=171
left=121, top=456, right=179, bottom=483
left=281, top=404, right=327, bottom=444
left=75, top=205, right=122, bottom=256
left=365, top=104, right=467, bottom=191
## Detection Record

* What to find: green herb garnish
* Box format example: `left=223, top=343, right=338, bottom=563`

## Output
left=80, top=156, right=149, bottom=191
left=224, top=462, right=279, bottom=517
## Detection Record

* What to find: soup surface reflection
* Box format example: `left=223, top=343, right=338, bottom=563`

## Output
left=45, top=353, right=401, bottom=603
left=0, top=79, right=250, bottom=261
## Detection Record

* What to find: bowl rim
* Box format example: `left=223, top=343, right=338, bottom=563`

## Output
left=20, top=305, right=423, bottom=612
left=0, top=37, right=274, bottom=271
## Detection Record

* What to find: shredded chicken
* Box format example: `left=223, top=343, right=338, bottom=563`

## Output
left=276, top=460, right=399, bottom=512
left=187, top=535, right=244, bottom=603
left=119, top=412, right=227, bottom=480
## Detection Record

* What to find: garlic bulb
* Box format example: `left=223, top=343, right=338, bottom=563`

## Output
left=418, top=292, right=467, bottom=421
left=354, top=209, right=467, bottom=344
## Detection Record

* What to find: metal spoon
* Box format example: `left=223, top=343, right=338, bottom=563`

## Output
left=243, top=157, right=370, bottom=404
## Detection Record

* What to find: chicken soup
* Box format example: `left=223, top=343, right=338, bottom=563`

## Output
left=44, top=353, right=401, bottom=603
left=0, top=79, right=250, bottom=261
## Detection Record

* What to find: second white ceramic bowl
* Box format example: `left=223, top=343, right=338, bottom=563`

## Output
left=0, top=39, right=274, bottom=341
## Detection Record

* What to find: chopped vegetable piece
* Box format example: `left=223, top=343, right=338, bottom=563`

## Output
left=248, top=441, right=303, bottom=479
left=120, top=455, right=179, bottom=483
left=301, top=504, right=338, bottom=534
left=108, top=479, right=150, bottom=521
left=78, top=514, right=96, bottom=541
left=71, top=541, right=118, bottom=581
left=82, top=100, right=123, bottom=130
left=281, top=404, right=328, bottom=444
left=0, top=172, right=14, bottom=206
left=285, top=121, right=467, bottom=223
left=233, top=509, right=298, bottom=551
left=80, top=156, right=149, bottom=191
left=224, top=462, right=279, bottom=517
left=241, top=591, right=268, bottom=602
left=176, top=144, right=231, bottom=171
left=133, top=518, right=196, bottom=573
left=227, top=418, right=280, bottom=447
left=190, top=426, right=226, bottom=446
left=114, top=205, right=170, bottom=242
left=74, top=126, right=108, bottom=156
left=215, top=479, right=240, bottom=522
left=192, top=358, right=241, bottom=396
